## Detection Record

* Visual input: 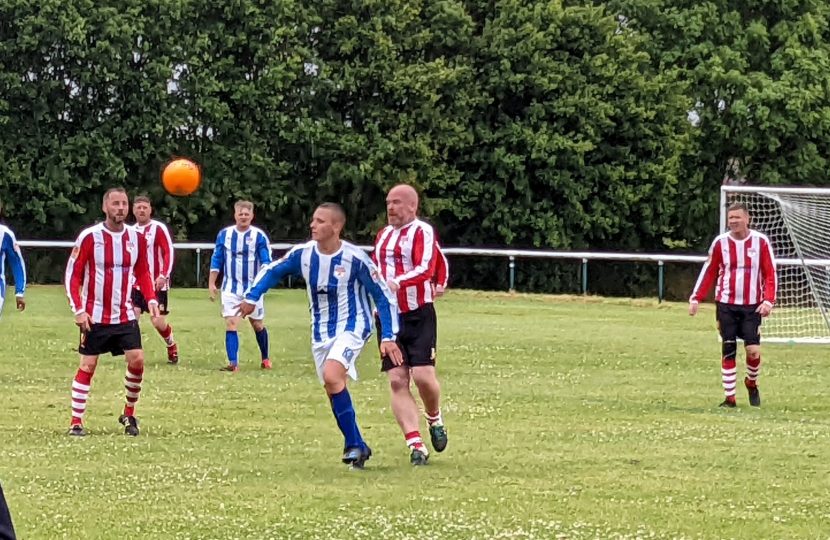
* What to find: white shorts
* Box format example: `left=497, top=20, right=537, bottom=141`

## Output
left=221, top=291, right=265, bottom=320
left=311, top=332, right=368, bottom=384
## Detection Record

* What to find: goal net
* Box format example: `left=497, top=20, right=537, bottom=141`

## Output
left=721, top=185, right=830, bottom=343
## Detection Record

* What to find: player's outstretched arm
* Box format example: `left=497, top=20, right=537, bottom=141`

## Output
left=238, top=248, right=302, bottom=316
left=1, top=230, right=26, bottom=309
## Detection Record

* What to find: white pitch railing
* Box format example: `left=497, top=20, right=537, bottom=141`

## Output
left=14, top=239, right=830, bottom=302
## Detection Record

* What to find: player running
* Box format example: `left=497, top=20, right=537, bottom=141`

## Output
left=239, top=203, right=402, bottom=469
left=64, top=188, right=160, bottom=436
left=689, top=202, right=777, bottom=408
left=0, top=199, right=26, bottom=320
left=131, top=196, right=178, bottom=363
left=373, top=184, right=448, bottom=465
left=209, top=201, right=273, bottom=371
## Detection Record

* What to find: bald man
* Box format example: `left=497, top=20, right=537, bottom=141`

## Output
left=372, top=184, right=448, bottom=466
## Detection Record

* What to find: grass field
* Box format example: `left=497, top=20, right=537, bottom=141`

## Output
left=1, top=287, right=829, bottom=540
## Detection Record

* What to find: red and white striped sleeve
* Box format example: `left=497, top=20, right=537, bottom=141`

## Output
left=393, top=225, right=437, bottom=288
left=134, top=234, right=158, bottom=304
left=690, top=237, right=723, bottom=303
left=65, top=230, right=93, bottom=315
left=433, top=242, right=449, bottom=288
left=156, top=221, right=174, bottom=280
left=759, top=235, right=777, bottom=306
left=371, top=229, right=384, bottom=267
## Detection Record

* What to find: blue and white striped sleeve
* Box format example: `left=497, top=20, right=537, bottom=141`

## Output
left=244, top=247, right=303, bottom=303
left=256, top=231, right=272, bottom=266
left=1, top=231, right=26, bottom=296
left=210, top=229, right=226, bottom=272
left=356, top=255, right=399, bottom=341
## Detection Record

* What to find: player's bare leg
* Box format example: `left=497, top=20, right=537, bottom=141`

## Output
left=324, top=361, right=371, bottom=468
left=118, top=349, right=144, bottom=436
left=744, top=344, right=762, bottom=406
left=249, top=318, right=271, bottom=369
left=221, top=316, right=241, bottom=371
left=388, top=367, right=429, bottom=464
left=69, top=355, right=99, bottom=436
left=151, top=313, right=178, bottom=364
left=412, top=365, right=447, bottom=452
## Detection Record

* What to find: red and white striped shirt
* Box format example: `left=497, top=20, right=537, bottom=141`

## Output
left=65, top=223, right=157, bottom=325
left=133, top=219, right=174, bottom=291
left=373, top=219, right=438, bottom=313
left=690, top=230, right=777, bottom=306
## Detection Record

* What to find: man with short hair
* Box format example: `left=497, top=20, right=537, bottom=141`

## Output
left=209, top=201, right=272, bottom=371
left=131, top=196, right=178, bottom=363
left=240, top=203, right=402, bottom=468
left=690, top=202, right=777, bottom=408
left=65, top=188, right=159, bottom=436
left=373, top=184, right=448, bottom=465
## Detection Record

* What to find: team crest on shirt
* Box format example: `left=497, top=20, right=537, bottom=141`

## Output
left=747, top=249, right=758, bottom=257
left=334, top=265, right=346, bottom=278
left=246, top=236, right=254, bottom=245
left=125, top=241, right=135, bottom=252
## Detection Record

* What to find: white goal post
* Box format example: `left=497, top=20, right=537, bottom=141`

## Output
left=720, top=185, right=830, bottom=343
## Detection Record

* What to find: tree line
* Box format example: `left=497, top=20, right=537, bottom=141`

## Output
left=2, top=0, right=829, bottom=297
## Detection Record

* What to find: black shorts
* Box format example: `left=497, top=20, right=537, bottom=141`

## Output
left=717, top=302, right=762, bottom=346
left=131, top=289, right=169, bottom=315
left=377, top=304, right=437, bottom=372
left=79, top=320, right=143, bottom=357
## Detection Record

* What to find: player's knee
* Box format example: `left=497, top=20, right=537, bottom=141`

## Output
left=152, top=316, right=167, bottom=330
left=225, top=317, right=239, bottom=331
left=722, top=339, right=737, bottom=361
left=388, top=369, right=411, bottom=393
left=412, top=367, right=438, bottom=390
left=250, top=319, right=265, bottom=332
left=79, top=356, right=98, bottom=373
left=126, top=350, right=145, bottom=368
left=745, top=345, right=761, bottom=360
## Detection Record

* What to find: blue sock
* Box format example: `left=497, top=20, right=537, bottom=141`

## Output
left=255, top=328, right=269, bottom=360
left=225, top=331, right=239, bottom=365
left=330, top=388, right=365, bottom=450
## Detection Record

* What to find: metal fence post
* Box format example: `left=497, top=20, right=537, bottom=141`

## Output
left=582, top=258, right=588, bottom=295
left=196, top=248, right=201, bottom=286
left=658, top=260, right=664, bottom=303
left=509, top=256, right=515, bottom=292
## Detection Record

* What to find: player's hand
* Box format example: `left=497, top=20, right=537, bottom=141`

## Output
left=237, top=301, right=255, bottom=319
left=148, top=302, right=161, bottom=319
left=154, top=276, right=167, bottom=291
left=75, top=312, right=91, bottom=333
left=380, top=341, right=403, bottom=366
left=209, top=284, right=217, bottom=302
left=688, top=302, right=699, bottom=316
left=756, top=302, right=772, bottom=317
left=434, top=285, right=445, bottom=297
left=387, top=280, right=400, bottom=293
left=16, top=296, right=25, bottom=311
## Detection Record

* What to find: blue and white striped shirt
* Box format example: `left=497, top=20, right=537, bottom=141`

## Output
left=0, top=225, right=26, bottom=300
left=244, top=241, right=399, bottom=343
left=210, top=226, right=272, bottom=295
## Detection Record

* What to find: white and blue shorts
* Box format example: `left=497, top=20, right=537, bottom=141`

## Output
left=222, top=291, right=265, bottom=320
left=311, top=331, right=368, bottom=384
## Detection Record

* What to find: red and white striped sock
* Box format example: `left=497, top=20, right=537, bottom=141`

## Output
left=124, top=366, right=144, bottom=417
left=405, top=431, right=428, bottom=453
left=158, top=324, right=175, bottom=347
left=722, top=358, right=737, bottom=402
left=746, top=356, right=761, bottom=386
left=71, top=369, right=93, bottom=426
left=425, top=409, right=443, bottom=427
